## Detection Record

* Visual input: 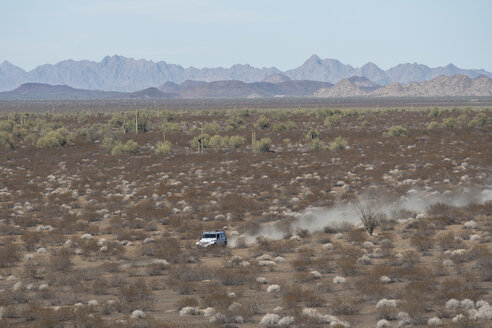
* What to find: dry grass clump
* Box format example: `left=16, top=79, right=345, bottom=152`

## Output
left=0, top=242, right=20, bottom=267
left=282, top=285, right=326, bottom=312
left=250, top=236, right=297, bottom=257
left=118, top=280, right=155, bottom=311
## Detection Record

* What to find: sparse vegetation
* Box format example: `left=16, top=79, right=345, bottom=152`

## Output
left=111, top=139, right=139, bottom=155
left=383, top=125, right=408, bottom=137
left=329, top=136, right=348, bottom=150
left=0, top=105, right=491, bottom=327
left=252, top=137, right=271, bottom=153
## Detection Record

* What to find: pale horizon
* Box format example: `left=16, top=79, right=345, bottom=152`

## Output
left=1, top=0, right=491, bottom=71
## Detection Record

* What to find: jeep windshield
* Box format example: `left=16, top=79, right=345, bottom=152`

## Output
left=202, top=233, right=217, bottom=239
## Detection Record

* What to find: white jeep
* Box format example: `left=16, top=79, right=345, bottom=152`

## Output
left=196, top=230, right=227, bottom=247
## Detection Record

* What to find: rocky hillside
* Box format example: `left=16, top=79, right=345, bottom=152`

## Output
left=315, top=77, right=380, bottom=97
left=2, top=75, right=492, bottom=100
left=371, top=75, right=492, bottom=97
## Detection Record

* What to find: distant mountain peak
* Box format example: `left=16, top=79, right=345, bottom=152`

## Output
left=0, top=55, right=491, bottom=92
left=306, top=54, right=322, bottom=63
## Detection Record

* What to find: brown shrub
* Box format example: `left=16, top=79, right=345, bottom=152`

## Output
left=174, top=297, right=199, bottom=310
left=410, top=233, right=434, bottom=252
left=0, top=243, right=20, bottom=267
left=282, top=285, right=326, bottom=309
left=354, top=275, right=390, bottom=300
left=48, top=247, right=73, bottom=272
left=346, top=228, right=367, bottom=244
left=329, top=296, right=361, bottom=315
left=118, top=280, right=155, bottom=311
left=437, top=231, right=462, bottom=250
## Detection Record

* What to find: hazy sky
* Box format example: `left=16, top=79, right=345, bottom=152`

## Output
left=1, top=0, right=491, bottom=71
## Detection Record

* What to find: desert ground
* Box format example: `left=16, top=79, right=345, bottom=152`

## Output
left=0, top=103, right=491, bottom=327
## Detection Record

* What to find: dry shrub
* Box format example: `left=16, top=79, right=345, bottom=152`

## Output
left=119, top=280, right=155, bottom=311
left=91, top=277, right=112, bottom=295
left=329, top=296, right=361, bottom=315
left=410, top=233, right=434, bottom=251
left=282, top=285, right=326, bottom=310
left=201, top=289, right=233, bottom=310
left=250, top=236, right=296, bottom=256
left=437, top=231, right=462, bottom=250
left=354, top=275, right=390, bottom=300
left=399, top=250, right=421, bottom=269
left=291, top=256, right=312, bottom=272
left=22, top=261, right=40, bottom=279
left=140, top=237, right=183, bottom=263
left=174, top=297, right=199, bottom=310
left=438, top=277, right=481, bottom=300
left=346, top=228, right=367, bottom=243
left=399, top=280, right=436, bottom=323
left=214, top=266, right=257, bottom=286
left=169, top=264, right=212, bottom=282
left=48, top=247, right=73, bottom=272
left=0, top=243, right=20, bottom=267
left=21, top=231, right=43, bottom=251
left=115, top=227, right=149, bottom=242
left=80, top=239, right=100, bottom=255
left=336, top=254, right=358, bottom=276
left=21, top=306, right=73, bottom=328
left=145, top=263, right=168, bottom=276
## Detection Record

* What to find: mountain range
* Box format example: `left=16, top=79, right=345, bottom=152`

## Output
left=1, top=55, right=491, bottom=92
left=1, top=74, right=492, bottom=100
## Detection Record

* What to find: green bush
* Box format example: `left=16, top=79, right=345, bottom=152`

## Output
left=329, top=137, right=348, bottom=150
left=155, top=141, right=172, bottom=155
left=161, top=122, right=182, bottom=133
left=324, top=116, right=341, bottom=127
left=123, top=117, right=149, bottom=134
left=109, top=113, right=125, bottom=128
left=310, top=139, right=325, bottom=151
left=272, top=121, right=297, bottom=133
left=305, top=128, right=320, bottom=140
left=111, top=140, right=139, bottom=155
left=272, top=122, right=287, bottom=132
left=383, top=125, right=408, bottom=137
left=457, top=114, right=469, bottom=126
left=228, top=135, right=246, bottom=148
left=0, top=131, right=15, bottom=149
left=225, top=116, right=244, bottom=131
left=101, top=129, right=122, bottom=150
left=255, top=116, right=271, bottom=130
left=77, top=114, right=88, bottom=124
left=203, top=122, right=221, bottom=134
left=428, top=107, right=441, bottom=118
left=237, top=108, right=253, bottom=117
left=190, top=134, right=211, bottom=150
left=160, top=110, right=175, bottom=122
left=427, top=121, right=440, bottom=130
left=468, top=113, right=490, bottom=128
left=270, top=110, right=291, bottom=121
left=24, top=133, right=37, bottom=145
left=0, top=120, right=14, bottom=132
left=315, top=108, right=337, bottom=118
left=79, top=126, right=100, bottom=142
left=209, top=135, right=228, bottom=149
left=441, top=117, right=457, bottom=129
left=36, top=128, right=73, bottom=148
left=252, top=138, right=271, bottom=153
